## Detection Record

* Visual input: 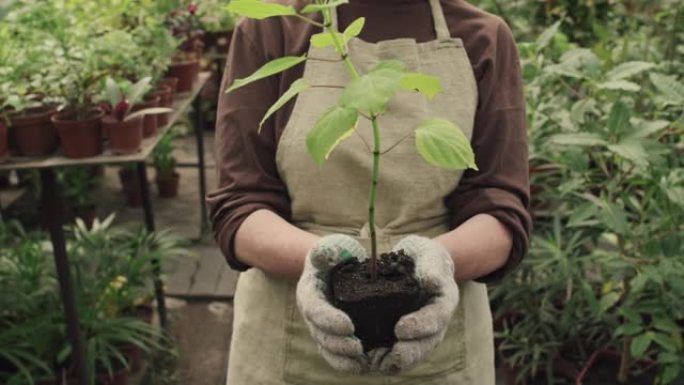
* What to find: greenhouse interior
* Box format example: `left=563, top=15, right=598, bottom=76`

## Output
left=0, top=0, right=682, bottom=385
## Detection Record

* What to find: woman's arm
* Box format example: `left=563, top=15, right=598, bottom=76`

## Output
left=235, top=209, right=318, bottom=279
left=434, top=214, right=512, bottom=282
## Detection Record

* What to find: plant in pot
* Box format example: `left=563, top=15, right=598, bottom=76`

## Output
left=165, top=3, right=203, bottom=92
left=57, top=167, right=98, bottom=229
left=152, top=132, right=180, bottom=198
left=100, top=76, right=172, bottom=155
left=226, top=0, right=476, bottom=352
left=0, top=27, right=62, bottom=158
left=197, top=0, right=236, bottom=53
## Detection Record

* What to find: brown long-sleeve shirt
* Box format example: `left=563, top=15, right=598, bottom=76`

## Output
left=206, top=0, right=532, bottom=283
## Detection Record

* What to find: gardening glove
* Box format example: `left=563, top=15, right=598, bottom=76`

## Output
left=372, top=235, right=460, bottom=375
left=296, top=234, right=370, bottom=374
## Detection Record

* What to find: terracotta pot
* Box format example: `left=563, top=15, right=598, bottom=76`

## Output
left=575, top=349, right=657, bottom=385
left=158, top=77, right=179, bottom=99
left=156, top=171, right=180, bottom=198
left=103, top=116, right=144, bottom=155
left=52, top=110, right=104, bottom=158
left=149, top=86, right=173, bottom=128
left=0, top=120, right=8, bottom=162
left=71, top=205, right=96, bottom=229
left=131, top=95, right=160, bottom=138
left=9, top=106, right=59, bottom=157
left=118, top=343, right=143, bottom=373
left=166, top=60, right=199, bottom=92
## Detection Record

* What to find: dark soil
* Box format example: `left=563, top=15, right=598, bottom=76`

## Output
left=583, top=359, right=656, bottom=385
left=330, top=250, right=430, bottom=352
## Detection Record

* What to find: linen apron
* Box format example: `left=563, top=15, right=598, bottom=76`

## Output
left=226, top=1, right=494, bottom=384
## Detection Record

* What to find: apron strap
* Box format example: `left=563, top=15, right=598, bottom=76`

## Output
left=429, top=0, right=451, bottom=39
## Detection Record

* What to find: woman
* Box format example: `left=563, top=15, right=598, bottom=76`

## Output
left=206, top=0, right=531, bottom=384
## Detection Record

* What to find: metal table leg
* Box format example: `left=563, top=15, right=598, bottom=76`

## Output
left=136, top=162, right=168, bottom=329
left=40, top=168, right=88, bottom=385
left=193, top=96, right=209, bottom=238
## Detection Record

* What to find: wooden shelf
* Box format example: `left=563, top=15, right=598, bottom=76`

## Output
left=0, top=72, right=211, bottom=171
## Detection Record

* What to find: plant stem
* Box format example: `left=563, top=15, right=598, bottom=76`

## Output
left=369, top=116, right=381, bottom=279
left=322, top=7, right=378, bottom=277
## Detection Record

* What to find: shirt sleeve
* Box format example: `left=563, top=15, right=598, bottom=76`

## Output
left=444, top=20, right=532, bottom=284
left=205, top=19, right=292, bottom=271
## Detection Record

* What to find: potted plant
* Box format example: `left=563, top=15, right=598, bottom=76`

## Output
left=165, top=3, right=203, bottom=92
left=57, top=167, right=98, bottom=229
left=197, top=1, right=236, bottom=53
left=226, top=0, right=476, bottom=350
left=100, top=77, right=172, bottom=154
left=153, top=132, right=180, bottom=198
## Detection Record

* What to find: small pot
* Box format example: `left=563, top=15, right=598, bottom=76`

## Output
left=575, top=349, right=657, bottom=385
left=103, top=116, right=144, bottom=155
left=131, top=95, right=160, bottom=138
left=52, top=110, right=104, bottom=158
left=0, top=120, right=8, bottom=162
left=9, top=106, right=59, bottom=157
left=166, top=60, right=199, bottom=93
left=118, top=343, right=143, bottom=373
left=149, top=86, right=173, bottom=128
left=72, top=205, right=97, bottom=229
left=156, top=171, right=180, bottom=198
left=158, top=77, right=179, bottom=100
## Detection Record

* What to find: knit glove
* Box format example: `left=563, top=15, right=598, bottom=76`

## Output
left=296, top=234, right=369, bottom=374
left=373, top=235, right=460, bottom=374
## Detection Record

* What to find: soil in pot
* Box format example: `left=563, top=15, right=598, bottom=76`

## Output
left=329, top=250, right=430, bottom=352
left=150, top=86, right=173, bottom=127
left=52, top=110, right=104, bottom=158
left=577, top=350, right=657, bottom=385
left=156, top=171, right=179, bottom=198
left=131, top=95, right=160, bottom=138
left=0, top=120, right=8, bottom=161
left=103, top=116, right=144, bottom=155
left=9, top=105, right=59, bottom=157
left=166, top=60, right=199, bottom=93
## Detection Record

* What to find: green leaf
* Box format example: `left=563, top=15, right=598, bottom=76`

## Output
left=615, top=323, right=642, bottom=336
left=651, top=333, right=679, bottom=352
left=343, top=17, right=365, bottom=40
left=227, top=56, right=306, bottom=94
left=606, top=61, right=656, bottom=81
left=607, top=139, right=649, bottom=167
left=650, top=73, right=684, bottom=103
left=629, top=120, right=670, bottom=138
left=339, top=62, right=406, bottom=115
left=536, top=20, right=561, bottom=52
left=550, top=133, right=606, bottom=146
left=597, top=80, right=640, bottom=92
left=415, top=118, right=477, bottom=170
left=128, top=77, right=152, bottom=106
left=568, top=202, right=599, bottom=227
left=607, top=101, right=630, bottom=134
left=310, top=32, right=344, bottom=48
left=600, top=292, right=621, bottom=311
left=601, top=201, right=629, bottom=234
left=259, top=79, right=309, bottom=132
left=661, top=365, right=681, bottom=385
left=400, top=73, right=442, bottom=100
left=301, top=0, right=348, bottom=14
left=306, top=106, right=358, bottom=165
left=310, top=17, right=365, bottom=48
left=227, top=0, right=296, bottom=19
left=105, top=78, right=122, bottom=106
left=631, top=334, right=652, bottom=358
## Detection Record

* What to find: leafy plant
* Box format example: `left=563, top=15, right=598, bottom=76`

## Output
left=101, top=77, right=172, bottom=122
left=57, top=167, right=96, bottom=211
left=226, top=0, right=477, bottom=278
left=153, top=132, right=177, bottom=178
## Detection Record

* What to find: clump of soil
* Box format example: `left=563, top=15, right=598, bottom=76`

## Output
left=329, top=250, right=430, bottom=352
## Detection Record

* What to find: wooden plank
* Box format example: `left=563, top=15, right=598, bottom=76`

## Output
left=187, top=247, right=226, bottom=296
left=0, top=73, right=211, bottom=171
left=214, top=265, right=238, bottom=298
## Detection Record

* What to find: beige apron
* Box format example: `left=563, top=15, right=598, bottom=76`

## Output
left=226, top=1, right=494, bottom=384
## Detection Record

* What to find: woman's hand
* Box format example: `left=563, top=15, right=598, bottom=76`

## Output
left=371, top=235, right=460, bottom=374
left=296, top=234, right=370, bottom=374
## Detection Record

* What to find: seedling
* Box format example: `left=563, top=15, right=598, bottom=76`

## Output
left=226, top=0, right=477, bottom=279
left=101, top=77, right=172, bottom=122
